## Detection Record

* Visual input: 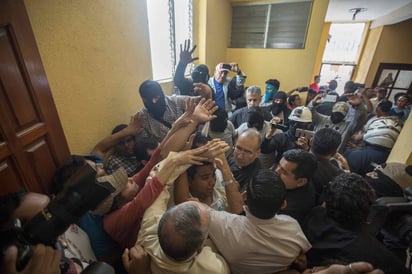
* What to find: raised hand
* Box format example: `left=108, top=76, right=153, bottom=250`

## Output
left=203, top=139, right=230, bottom=163
left=229, top=62, right=240, bottom=73
left=193, top=82, right=213, bottom=99
left=122, top=245, right=151, bottom=274
left=192, top=98, right=218, bottom=124
left=296, top=136, right=309, bottom=151
left=179, top=39, right=199, bottom=65
left=171, top=146, right=209, bottom=166
left=128, top=112, right=144, bottom=135
left=171, top=97, right=196, bottom=131
left=311, top=93, right=324, bottom=106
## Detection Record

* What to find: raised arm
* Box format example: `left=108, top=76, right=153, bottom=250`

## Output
left=214, top=141, right=244, bottom=214
left=173, top=39, right=199, bottom=96
left=160, top=98, right=218, bottom=159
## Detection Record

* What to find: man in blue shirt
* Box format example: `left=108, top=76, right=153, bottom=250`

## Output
left=208, top=62, right=246, bottom=114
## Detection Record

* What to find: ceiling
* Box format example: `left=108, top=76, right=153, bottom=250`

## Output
left=325, top=0, right=412, bottom=27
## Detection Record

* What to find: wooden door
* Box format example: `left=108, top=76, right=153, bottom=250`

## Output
left=0, top=0, right=70, bottom=195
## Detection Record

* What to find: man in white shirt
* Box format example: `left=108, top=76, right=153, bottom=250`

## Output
left=208, top=169, right=311, bottom=274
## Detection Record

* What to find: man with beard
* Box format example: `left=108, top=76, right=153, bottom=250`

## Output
left=138, top=80, right=190, bottom=142
left=263, top=91, right=291, bottom=126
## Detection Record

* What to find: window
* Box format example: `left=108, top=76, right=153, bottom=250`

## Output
left=319, top=23, right=365, bottom=94
left=146, top=0, right=193, bottom=81
left=230, top=1, right=312, bottom=49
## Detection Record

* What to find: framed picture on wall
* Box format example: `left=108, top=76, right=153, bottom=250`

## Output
left=373, top=63, right=412, bottom=101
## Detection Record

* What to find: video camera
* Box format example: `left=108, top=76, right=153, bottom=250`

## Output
left=368, top=187, right=412, bottom=269
left=1, top=164, right=116, bottom=273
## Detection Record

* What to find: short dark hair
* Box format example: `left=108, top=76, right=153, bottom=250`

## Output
left=247, top=169, right=286, bottom=219
left=344, top=81, right=356, bottom=93
left=158, top=203, right=207, bottom=261
left=265, top=79, right=280, bottom=89
left=394, top=92, right=410, bottom=103
left=283, top=149, right=317, bottom=180
left=135, top=138, right=158, bottom=161
left=192, top=131, right=212, bottom=149
left=52, top=155, right=86, bottom=194
left=325, top=173, right=376, bottom=228
left=311, top=128, right=341, bottom=156
left=210, top=107, right=228, bottom=132
left=377, top=99, right=392, bottom=113
left=187, top=162, right=214, bottom=180
left=288, top=94, right=300, bottom=105
left=111, top=124, right=128, bottom=135
left=247, top=107, right=264, bottom=131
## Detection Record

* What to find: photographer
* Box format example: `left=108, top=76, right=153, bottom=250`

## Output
left=303, top=173, right=409, bottom=274
left=0, top=191, right=88, bottom=274
left=1, top=244, right=60, bottom=274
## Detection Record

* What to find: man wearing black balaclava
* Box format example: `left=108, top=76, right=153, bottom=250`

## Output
left=138, top=80, right=189, bottom=142
left=308, top=93, right=365, bottom=153
left=263, top=91, right=291, bottom=125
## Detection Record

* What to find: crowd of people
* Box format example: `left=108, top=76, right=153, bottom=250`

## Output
left=1, top=39, right=412, bottom=274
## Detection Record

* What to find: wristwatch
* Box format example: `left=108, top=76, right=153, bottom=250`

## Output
left=222, top=178, right=236, bottom=187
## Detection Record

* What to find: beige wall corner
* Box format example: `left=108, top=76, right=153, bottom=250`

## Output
left=24, top=0, right=152, bottom=154
left=387, top=115, right=412, bottom=165
left=354, top=24, right=383, bottom=84
left=204, top=0, right=232, bottom=68
left=364, top=19, right=412, bottom=86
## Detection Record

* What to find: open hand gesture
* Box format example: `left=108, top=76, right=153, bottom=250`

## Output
left=128, top=112, right=144, bottom=135
left=192, top=98, right=218, bottom=124
left=179, top=39, right=199, bottom=65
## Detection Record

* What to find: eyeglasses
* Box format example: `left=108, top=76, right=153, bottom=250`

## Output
left=234, top=145, right=254, bottom=157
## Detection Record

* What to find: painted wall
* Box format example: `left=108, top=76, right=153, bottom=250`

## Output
left=363, top=19, right=412, bottom=86
left=202, top=0, right=232, bottom=69
left=360, top=19, right=412, bottom=164
left=354, top=25, right=383, bottom=84
left=387, top=115, right=412, bottom=165
left=225, top=0, right=329, bottom=92
left=24, top=0, right=152, bottom=154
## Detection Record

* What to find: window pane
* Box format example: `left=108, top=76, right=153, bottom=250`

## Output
left=230, top=5, right=267, bottom=48
left=267, top=1, right=312, bottom=49
left=320, top=63, right=355, bottom=95
left=174, top=0, right=191, bottom=75
left=322, top=23, right=365, bottom=63
left=147, top=0, right=173, bottom=80
left=394, top=70, right=412, bottom=89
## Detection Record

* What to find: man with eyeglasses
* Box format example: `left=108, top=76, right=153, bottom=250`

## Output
left=229, top=129, right=263, bottom=192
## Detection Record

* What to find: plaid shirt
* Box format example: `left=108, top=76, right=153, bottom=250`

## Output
left=105, top=154, right=141, bottom=177
left=139, top=95, right=189, bottom=142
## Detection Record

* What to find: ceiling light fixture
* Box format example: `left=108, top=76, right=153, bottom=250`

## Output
left=349, top=8, right=367, bottom=21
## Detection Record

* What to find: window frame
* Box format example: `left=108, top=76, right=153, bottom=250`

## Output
left=230, top=0, right=313, bottom=49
